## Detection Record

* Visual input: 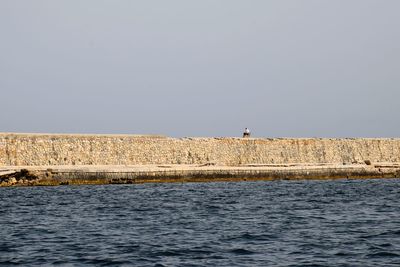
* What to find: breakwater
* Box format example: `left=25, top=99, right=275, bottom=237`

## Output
left=1, top=133, right=400, bottom=166
left=1, top=133, right=400, bottom=186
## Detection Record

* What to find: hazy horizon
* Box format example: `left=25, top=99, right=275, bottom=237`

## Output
left=1, top=1, right=399, bottom=138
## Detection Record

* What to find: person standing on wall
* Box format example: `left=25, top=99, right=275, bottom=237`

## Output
left=243, top=128, right=251, bottom=138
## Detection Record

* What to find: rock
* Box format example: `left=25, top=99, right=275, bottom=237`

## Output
left=198, top=161, right=219, bottom=167
left=364, top=160, right=372, bottom=165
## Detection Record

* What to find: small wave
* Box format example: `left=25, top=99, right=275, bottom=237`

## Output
left=78, top=258, right=129, bottom=265
left=223, top=232, right=277, bottom=242
left=334, top=251, right=353, bottom=256
left=367, top=252, right=400, bottom=258
left=229, top=248, right=255, bottom=255
left=392, top=230, right=400, bottom=235
left=377, top=243, right=393, bottom=248
left=154, top=250, right=183, bottom=257
left=361, top=229, right=400, bottom=239
left=152, top=248, right=215, bottom=257
left=287, top=263, right=326, bottom=267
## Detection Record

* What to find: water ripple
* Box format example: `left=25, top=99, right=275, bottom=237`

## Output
left=1, top=179, right=400, bottom=266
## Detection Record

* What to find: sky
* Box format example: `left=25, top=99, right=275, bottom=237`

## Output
left=1, top=1, right=399, bottom=138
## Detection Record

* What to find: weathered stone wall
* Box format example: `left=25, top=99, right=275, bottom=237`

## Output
left=0, top=133, right=400, bottom=166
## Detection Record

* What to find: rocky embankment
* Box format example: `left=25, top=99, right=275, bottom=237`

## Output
left=1, top=162, right=400, bottom=186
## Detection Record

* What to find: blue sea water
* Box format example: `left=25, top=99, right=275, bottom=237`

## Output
left=0, top=179, right=400, bottom=267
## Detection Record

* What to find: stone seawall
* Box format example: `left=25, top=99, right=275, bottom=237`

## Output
left=1, top=164, right=400, bottom=186
left=1, top=133, right=400, bottom=166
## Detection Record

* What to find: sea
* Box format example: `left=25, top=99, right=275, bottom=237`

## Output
left=1, top=179, right=400, bottom=266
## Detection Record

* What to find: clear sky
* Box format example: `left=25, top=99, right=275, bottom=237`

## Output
left=1, top=1, right=399, bottom=138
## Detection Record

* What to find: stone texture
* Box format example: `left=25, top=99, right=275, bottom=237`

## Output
left=0, top=133, right=400, bottom=166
